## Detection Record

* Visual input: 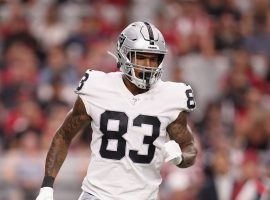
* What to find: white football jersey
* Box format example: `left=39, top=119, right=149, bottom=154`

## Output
left=75, top=70, right=195, bottom=200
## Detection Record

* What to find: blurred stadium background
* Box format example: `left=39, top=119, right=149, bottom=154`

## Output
left=0, top=0, right=270, bottom=199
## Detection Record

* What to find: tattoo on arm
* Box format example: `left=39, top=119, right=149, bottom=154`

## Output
left=166, top=111, right=197, bottom=168
left=45, top=97, right=91, bottom=177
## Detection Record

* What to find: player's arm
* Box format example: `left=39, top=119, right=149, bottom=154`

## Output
left=36, top=97, right=91, bottom=200
left=166, top=111, right=197, bottom=168
left=43, top=97, right=91, bottom=181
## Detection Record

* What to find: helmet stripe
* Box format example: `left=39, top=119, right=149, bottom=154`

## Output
left=143, top=22, right=155, bottom=45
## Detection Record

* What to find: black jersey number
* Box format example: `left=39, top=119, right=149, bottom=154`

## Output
left=76, top=71, right=90, bottom=91
left=100, top=111, right=128, bottom=160
left=99, top=111, right=160, bottom=164
left=185, top=89, right=195, bottom=109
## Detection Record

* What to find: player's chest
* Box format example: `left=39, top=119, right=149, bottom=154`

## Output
left=89, top=92, right=173, bottom=125
left=90, top=92, right=171, bottom=164
left=89, top=92, right=176, bottom=138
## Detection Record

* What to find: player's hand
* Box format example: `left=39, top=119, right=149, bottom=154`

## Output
left=36, top=187, right=54, bottom=200
left=155, top=140, right=183, bottom=165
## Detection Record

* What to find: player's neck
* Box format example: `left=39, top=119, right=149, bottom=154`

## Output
left=122, top=75, right=149, bottom=96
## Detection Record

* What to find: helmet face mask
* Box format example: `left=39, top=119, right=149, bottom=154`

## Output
left=117, top=22, right=167, bottom=89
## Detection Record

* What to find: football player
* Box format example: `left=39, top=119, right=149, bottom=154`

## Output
left=36, top=21, right=197, bottom=200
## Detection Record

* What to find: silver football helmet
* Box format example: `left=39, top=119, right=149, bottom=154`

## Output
left=116, top=21, right=167, bottom=89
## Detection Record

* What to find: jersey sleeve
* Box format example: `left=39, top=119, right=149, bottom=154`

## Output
left=179, top=84, right=196, bottom=112
left=74, top=69, right=95, bottom=115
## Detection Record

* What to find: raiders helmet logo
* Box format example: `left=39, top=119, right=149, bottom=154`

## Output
left=118, top=34, right=126, bottom=48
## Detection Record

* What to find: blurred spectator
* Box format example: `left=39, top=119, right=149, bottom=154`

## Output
left=39, top=45, right=77, bottom=85
left=242, top=0, right=270, bottom=56
left=198, top=150, right=234, bottom=200
left=3, top=99, right=44, bottom=148
left=1, top=41, right=39, bottom=107
left=178, top=51, right=229, bottom=121
left=38, top=45, right=78, bottom=106
left=232, top=150, right=265, bottom=200
left=261, top=151, right=270, bottom=199
left=31, top=4, right=70, bottom=49
left=2, top=130, right=44, bottom=200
